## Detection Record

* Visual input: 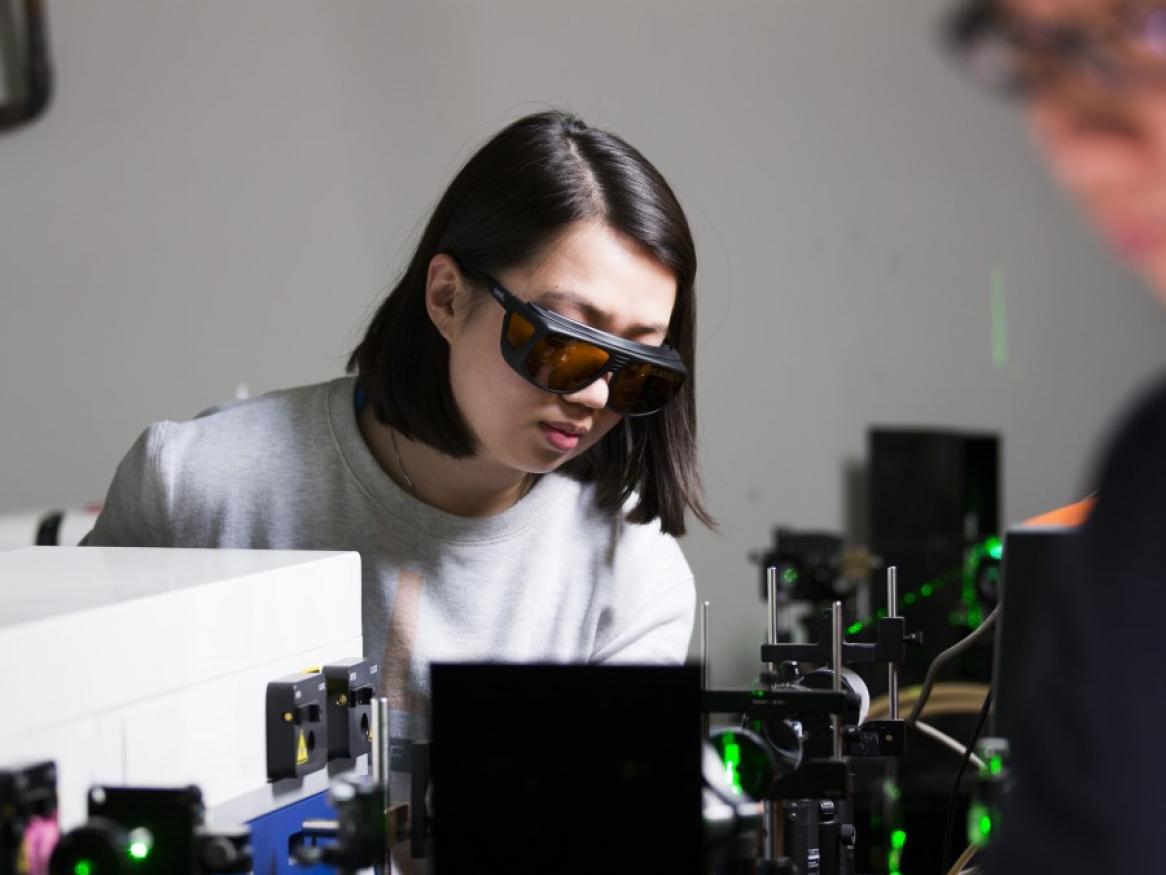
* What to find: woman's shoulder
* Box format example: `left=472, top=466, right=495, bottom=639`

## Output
left=158, top=378, right=345, bottom=444
left=137, top=378, right=351, bottom=484
left=188, top=377, right=347, bottom=427
left=86, top=379, right=354, bottom=547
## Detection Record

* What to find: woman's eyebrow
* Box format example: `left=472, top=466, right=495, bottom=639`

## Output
left=533, top=289, right=669, bottom=339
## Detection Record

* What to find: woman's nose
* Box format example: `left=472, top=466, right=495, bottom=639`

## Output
left=562, top=372, right=612, bottom=410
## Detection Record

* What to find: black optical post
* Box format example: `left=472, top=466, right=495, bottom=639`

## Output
left=0, top=0, right=53, bottom=132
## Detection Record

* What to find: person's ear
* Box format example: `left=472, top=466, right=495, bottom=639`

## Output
left=425, top=253, right=469, bottom=343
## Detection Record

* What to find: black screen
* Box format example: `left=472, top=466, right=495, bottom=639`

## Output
left=430, top=663, right=703, bottom=874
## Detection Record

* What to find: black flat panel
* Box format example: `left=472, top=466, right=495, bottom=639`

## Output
left=430, top=663, right=703, bottom=875
left=993, top=527, right=1078, bottom=743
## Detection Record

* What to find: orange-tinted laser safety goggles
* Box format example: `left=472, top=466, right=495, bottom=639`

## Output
left=476, top=273, right=688, bottom=417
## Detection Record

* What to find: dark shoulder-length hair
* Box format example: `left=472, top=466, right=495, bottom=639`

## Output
left=348, top=110, right=713, bottom=536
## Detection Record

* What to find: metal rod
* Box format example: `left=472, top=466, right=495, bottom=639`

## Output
left=370, top=696, right=391, bottom=874
left=765, top=575, right=783, bottom=858
left=887, top=566, right=900, bottom=721
left=700, top=600, right=710, bottom=739
left=765, top=801, right=783, bottom=860
left=832, top=600, right=843, bottom=760
left=370, top=696, right=391, bottom=789
left=766, top=567, right=779, bottom=671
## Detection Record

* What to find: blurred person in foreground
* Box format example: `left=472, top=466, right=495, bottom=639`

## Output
left=948, top=1, right=1166, bottom=871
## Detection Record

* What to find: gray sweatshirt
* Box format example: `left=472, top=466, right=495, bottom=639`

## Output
left=84, top=376, right=695, bottom=797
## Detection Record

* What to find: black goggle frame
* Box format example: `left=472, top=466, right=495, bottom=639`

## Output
left=480, top=275, right=688, bottom=417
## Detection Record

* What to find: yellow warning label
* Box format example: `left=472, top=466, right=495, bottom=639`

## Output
left=296, top=730, right=309, bottom=766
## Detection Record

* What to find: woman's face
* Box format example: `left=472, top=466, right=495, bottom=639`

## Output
left=444, top=218, right=678, bottom=476
left=1011, top=0, right=1166, bottom=300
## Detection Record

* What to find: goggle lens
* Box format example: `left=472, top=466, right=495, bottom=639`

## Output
left=524, top=333, right=611, bottom=392
left=501, top=306, right=685, bottom=415
left=505, top=311, right=537, bottom=350
left=609, top=362, right=686, bottom=415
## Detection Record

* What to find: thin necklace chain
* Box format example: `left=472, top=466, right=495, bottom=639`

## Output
left=389, top=426, right=535, bottom=508
left=389, top=427, right=417, bottom=493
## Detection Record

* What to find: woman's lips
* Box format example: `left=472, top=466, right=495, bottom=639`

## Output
left=539, top=422, right=584, bottom=452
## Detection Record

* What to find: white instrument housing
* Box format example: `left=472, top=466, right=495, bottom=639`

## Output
left=0, top=546, right=363, bottom=828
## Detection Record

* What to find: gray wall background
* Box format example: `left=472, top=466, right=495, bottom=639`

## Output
left=3, top=1, right=1165, bottom=685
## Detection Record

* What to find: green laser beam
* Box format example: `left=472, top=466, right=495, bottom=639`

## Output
left=992, top=268, right=1008, bottom=368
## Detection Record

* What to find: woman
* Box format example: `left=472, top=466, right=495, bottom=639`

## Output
left=84, top=110, right=713, bottom=796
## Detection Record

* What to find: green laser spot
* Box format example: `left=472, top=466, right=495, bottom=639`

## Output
left=986, top=536, right=1004, bottom=560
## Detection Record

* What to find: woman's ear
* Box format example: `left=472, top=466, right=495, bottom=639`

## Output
left=425, top=253, right=468, bottom=343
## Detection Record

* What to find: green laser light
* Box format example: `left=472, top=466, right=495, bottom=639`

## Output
left=890, top=829, right=907, bottom=850
left=920, top=584, right=934, bottom=598
left=986, top=537, right=1004, bottom=560
left=990, top=755, right=1004, bottom=776
left=968, top=604, right=985, bottom=628
left=969, top=803, right=995, bottom=845
left=127, top=827, right=153, bottom=863
left=74, top=862, right=93, bottom=875
left=847, top=621, right=864, bottom=635
left=721, top=737, right=743, bottom=794
left=724, top=760, right=741, bottom=793
left=992, top=267, right=1008, bottom=368
left=781, top=567, right=798, bottom=585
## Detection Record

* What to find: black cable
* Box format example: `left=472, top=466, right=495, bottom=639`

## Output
left=908, top=605, right=999, bottom=726
left=940, top=685, right=993, bottom=875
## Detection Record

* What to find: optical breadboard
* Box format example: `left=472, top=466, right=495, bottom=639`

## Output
left=0, top=547, right=362, bottom=828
